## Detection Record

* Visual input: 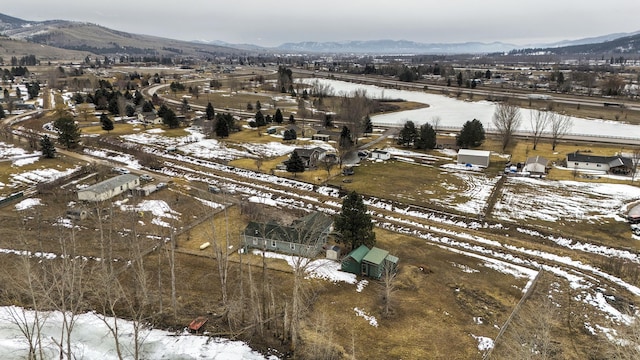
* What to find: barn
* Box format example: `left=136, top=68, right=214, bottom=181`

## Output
left=457, top=149, right=491, bottom=167
left=77, top=174, right=140, bottom=202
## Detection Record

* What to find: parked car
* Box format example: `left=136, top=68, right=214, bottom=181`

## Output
left=112, top=167, right=130, bottom=174
left=139, top=174, right=154, bottom=181
left=208, top=185, right=221, bottom=193
left=156, top=182, right=168, bottom=189
left=357, top=150, right=369, bottom=158
left=342, top=167, right=355, bottom=176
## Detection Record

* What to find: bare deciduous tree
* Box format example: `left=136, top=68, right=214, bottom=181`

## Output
left=380, top=259, right=398, bottom=318
left=492, top=102, right=522, bottom=152
left=528, top=109, right=551, bottom=150
left=549, top=113, right=573, bottom=151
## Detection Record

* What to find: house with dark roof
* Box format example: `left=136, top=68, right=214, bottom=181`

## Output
left=291, top=147, right=327, bottom=169
left=242, top=212, right=333, bottom=256
left=341, top=245, right=399, bottom=279
left=566, top=152, right=633, bottom=175
left=77, top=174, right=140, bottom=202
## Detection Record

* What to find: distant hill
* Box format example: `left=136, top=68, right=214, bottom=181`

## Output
left=273, top=39, right=519, bottom=54
left=0, top=13, right=242, bottom=60
left=539, top=31, right=640, bottom=48
left=514, top=33, right=640, bottom=55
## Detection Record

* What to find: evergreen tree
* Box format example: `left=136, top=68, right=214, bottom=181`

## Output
left=289, top=114, right=295, bottom=124
left=339, top=125, right=353, bottom=149
left=142, top=100, right=154, bottom=113
left=215, top=116, right=229, bottom=138
left=0, top=104, right=5, bottom=119
left=255, top=100, right=261, bottom=111
left=100, top=113, right=114, bottom=132
left=274, top=108, right=284, bottom=124
left=397, top=120, right=418, bottom=147
left=40, top=135, right=56, bottom=158
left=334, top=190, right=376, bottom=250
left=157, top=104, right=170, bottom=118
left=53, top=116, right=81, bottom=149
left=162, top=107, right=180, bottom=128
left=286, top=150, right=305, bottom=176
left=206, top=102, right=215, bottom=120
left=283, top=129, right=297, bottom=141
left=415, top=123, right=437, bottom=150
left=255, top=111, right=266, bottom=127
left=456, top=119, right=485, bottom=148
left=324, top=114, right=334, bottom=128
left=363, top=115, right=373, bottom=136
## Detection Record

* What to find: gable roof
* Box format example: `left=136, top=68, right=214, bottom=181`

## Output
left=458, top=149, right=491, bottom=157
left=567, top=152, right=632, bottom=168
left=293, top=147, right=325, bottom=159
left=79, top=174, right=138, bottom=194
left=525, top=156, right=549, bottom=166
left=346, top=245, right=370, bottom=262
left=362, top=247, right=389, bottom=265
left=244, top=212, right=333, bottom=245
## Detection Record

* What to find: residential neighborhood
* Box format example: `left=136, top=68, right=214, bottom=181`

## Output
left=0, top=5, right=639, bottom=360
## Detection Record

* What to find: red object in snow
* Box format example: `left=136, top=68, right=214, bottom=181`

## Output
left=188, top=316, right=208, bottom=332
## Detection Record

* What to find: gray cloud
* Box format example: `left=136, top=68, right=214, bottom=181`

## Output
left=5, top=1, right=639, bottom=47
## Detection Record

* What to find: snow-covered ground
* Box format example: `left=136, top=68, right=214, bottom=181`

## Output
left=494, top=177, right=640, bottom=225
left=0, top=306, right=277, bottom=360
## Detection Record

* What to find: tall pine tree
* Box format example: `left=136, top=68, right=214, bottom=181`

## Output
left=100, top=113, right=114, bottom=132
left=334, top=191, right=376, bottom=250
left=286, top=151, right=305, bottom=177
left=53, top=116, right=81, bottom=149
left=206, top=102, right=215, bottom=120
left=40, top=135, right=56, bottom=158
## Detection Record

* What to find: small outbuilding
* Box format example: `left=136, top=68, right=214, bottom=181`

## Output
left=341, top=245, right=399, bottom=279
left=524, top=156, right=549, bottom=175
left=78, top=174, right=140, bottom=202
left=326, top=245, right=341, bottom=260
left=457, top=149, right=491, bottom=168
left=371, top=149, right=391, bottom=161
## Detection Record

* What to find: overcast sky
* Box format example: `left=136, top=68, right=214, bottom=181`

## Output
left=5, top=1, right=640, bottom=47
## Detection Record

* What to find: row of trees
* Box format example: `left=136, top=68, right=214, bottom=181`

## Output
left=396, top=120, right=437, bottom=149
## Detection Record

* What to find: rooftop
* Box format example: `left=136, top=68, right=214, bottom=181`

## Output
left=79, top=174, right=139, bottom=195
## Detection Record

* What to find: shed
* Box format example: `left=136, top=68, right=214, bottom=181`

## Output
left=136, top=184, right=158, bottom=196
left=341, top=245, right=399, bottom=279
left=457, top=149, right=491, bottom=167
left=77, top=174, right=140, bottom=202
left=312, top=133, right=331, bottom=142
left=524, top=156, right=549, bottom=174
left=341, top=245, right=370, bottom=275
left=326, top=245, right=341, bottom=260
left=66, top=208, right=88, bottom=220
left=371, top=149, right=391, bottom=160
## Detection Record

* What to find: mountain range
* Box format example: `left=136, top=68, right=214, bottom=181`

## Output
left=0, top=12, right=638, bottom=59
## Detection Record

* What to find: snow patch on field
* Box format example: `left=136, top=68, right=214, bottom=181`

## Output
left=354, top=307, right=378, bottom=327
left=494, top=177, right=640, bottom=224
left=0, top=306, right=276, bottom=359
left=471, top=334, right=494, bottom=351
left=252, top=250, right=357, bottom=284
left=14, top=198, right=42, bottom=210
left=120, top=200, right=180, bottom=228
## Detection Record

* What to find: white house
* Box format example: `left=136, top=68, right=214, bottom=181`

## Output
left=567, top=152, right=633, bottom=174
left=524, top=156, right=549, bottom=174
left=457, top=149, right=491, bottom=167
left=78, top=174, right=140, bottom=202
left=371, top=149, right=391, bottom=160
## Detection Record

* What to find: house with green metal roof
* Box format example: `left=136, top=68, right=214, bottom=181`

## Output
left=341, top=245, right=370, bottom=275
left=242, top=212, right=333, bottom=256
left=342, top=245, right=399, bottom=279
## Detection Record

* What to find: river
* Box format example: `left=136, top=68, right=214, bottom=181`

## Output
left=301, top=78, right=640, bottom=141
